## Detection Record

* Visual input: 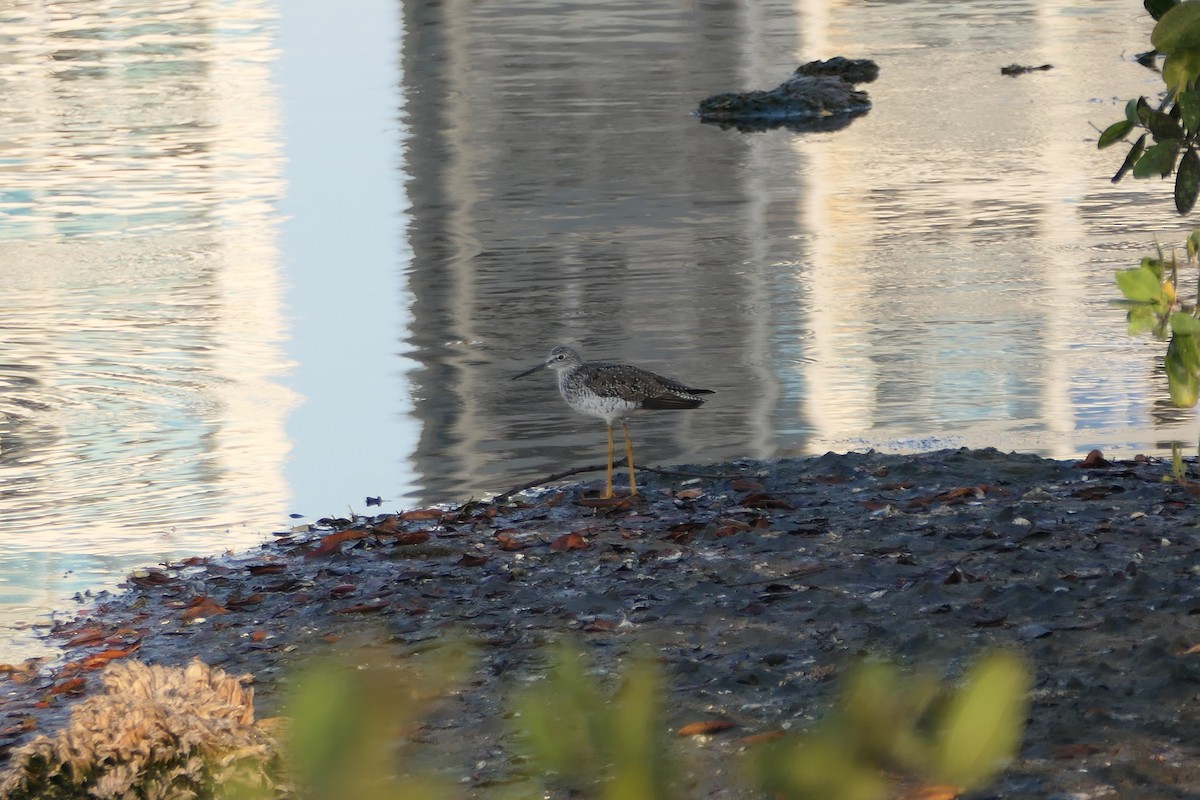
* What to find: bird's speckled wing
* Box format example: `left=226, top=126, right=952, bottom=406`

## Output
left=576, top=361, right=712, bottom=408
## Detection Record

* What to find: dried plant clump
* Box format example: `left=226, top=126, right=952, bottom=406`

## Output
left=0, top=658, right=283, bottom=800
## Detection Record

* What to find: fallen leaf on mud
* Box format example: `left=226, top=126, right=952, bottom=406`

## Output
left=712, top=525, right=744, bottom=538
left=392, top=531, right=431, bottom=546
left=400, top=508, right=444, bottom=521
left=1071, top=485, right=1124, bottom=500
left=0, top=718, right=37, bottom=736
left=739, top=492, right=795, bottom=510
left=1052, top=743, right=1106, bottom=759
left=457, top=553, right=489, bottom=567
left=896, top=785, right=962, bottom=800
left=128, top=568, right=174, bottom=588
left=250, top=630, right=267, bottom=643
left=665, top=522, right=705, bottom=543
left=1075, top=449, right=1112, bottom=469
left=79, top=644, right=139, bottom=670
left=305, top=528, right=368, bottom=559
left=495, top=530, right=525, bottom=551
left=908, top=486, right=991, bottom=508
left=181, top=597, right=229, bottom=622
left=582, top=618, right=616, bottom=632
left=576, top=495, right=631, bottom=509
left=370, top=515, right=400, bottom=533
left=730, top=478, right=764, bottom=492
left=247, top=563, right=287, bottom=575
left=550, top=532, right=589, bottom=551
left=337, top=599, right=389, bottom=614
left=677, top=720, right=736, bottom=736
left=226, top=592, right=265, bottom=609
left=46, top=677, right=86, bottom=696
left=329, top=584, right=357, bottom=596
left=740, top=730, right=786, bottom=744
left=64, top=628, right=106, bottom=648
left=675, top=487, right=705, bottom=500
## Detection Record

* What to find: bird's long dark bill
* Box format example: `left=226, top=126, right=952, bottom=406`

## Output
left=512, top=362, right=548, bottom=380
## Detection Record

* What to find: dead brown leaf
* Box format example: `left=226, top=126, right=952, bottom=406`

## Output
left=458, top=553, right=489, bottom=567
left=1075, top=449, right=1112, bottom=469
left=576, top=495, right=631, bottom=509
left=895, top=785, right=962, bottom=800
left=79, top=644, right=140, bottom=670
left=550, top=532, right=589, bottom=551
left=64, top=628, right=106, bottom=648
left=399, top=508, right=444, bottom=521
left=370, top=515, right=400, bottom=533
left=46, top=677, right=86, bottom=696
left=337, top=599, right=389, bottom=614
left=181, top=597, right=229, bottom=622
left=305, top=528, right=369, bottom=559
left=393, top=530, right=431, bottom=546
left=730, top=478, right=764, bottom=492
left=677, top=719, right=736, bottom=736
left=1052, top=743, right=1106, bottom=759
left=675, top=487, right=705, bottom=500
left=739, top=492, right=795, bottom=510
left=495, top=530, right=525, bottom=551
left=740, top=730, right=786, bottom=744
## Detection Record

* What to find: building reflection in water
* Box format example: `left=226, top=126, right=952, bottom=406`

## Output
left=0, top=0, right=294, bottom=648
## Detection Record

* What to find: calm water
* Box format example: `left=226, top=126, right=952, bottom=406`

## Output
left=0, top=0, right=1187, bottom=658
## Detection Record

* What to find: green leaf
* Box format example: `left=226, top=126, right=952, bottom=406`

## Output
left=1188, top=228, right=1200, bottom=259
left=1127, top=304, right=1158, bottom=336
left=1147, top=0, right=1180, bottom=22
left=1179, top=91, right=1200, bottom=133
left=1126, top=97, right=1142, bottom=125
left=1116, top=265, right=1167, bottom=303
left=1177, top=147, right=1200, bottom=212
left=1153, top=1, right=1200, bottom=54
left=1113, top=134, right=1148, bottom=183
left=1171, top=311, right=1200, bottom=334
left=1147, top=106, right=1185, bottom=139
left=1098, top=119, right=1135, bottom=148
left=1164, top=50, right=1200, bottom=95
left=1133, top=139, right=1181, bottom=178
left=1167, top=335, right=1200, bottom=406
left=933, top=651, right=1031, bottom=790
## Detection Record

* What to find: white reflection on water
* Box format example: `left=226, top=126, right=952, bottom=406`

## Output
left=0, top=0, right=293, bottom=658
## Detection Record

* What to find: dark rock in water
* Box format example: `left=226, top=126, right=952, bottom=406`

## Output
left=696, top=57, right=878, bottom=133
left=793, top=56, right=880, bottom=85
left=1000, top=63, right=1053, bottom=76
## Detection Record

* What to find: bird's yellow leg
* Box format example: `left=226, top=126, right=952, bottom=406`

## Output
left=604, top=423, right=615, bottom=499
left=622, top=420, right=638, bottom=497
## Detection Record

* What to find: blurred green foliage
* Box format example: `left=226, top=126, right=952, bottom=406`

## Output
left=1099, top=0, right=1200, bottom=213
left=1114, top=230, right=1200, bottom=406
left=748, top=651, right=1031, bottom=800
left=281, top=641, right=472, bottom=800
left=205, top=641, right=1030, bottom=800
left=511, top=643, right=678, bottom=800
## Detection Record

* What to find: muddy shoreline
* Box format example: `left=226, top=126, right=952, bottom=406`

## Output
left=4, top=448, right=1200, bottom=798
